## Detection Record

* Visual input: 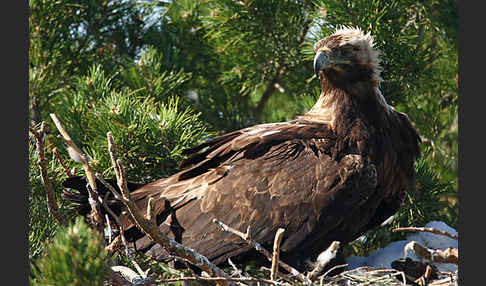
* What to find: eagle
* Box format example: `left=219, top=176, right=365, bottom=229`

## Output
left=63, top=27, right=421, bottom=271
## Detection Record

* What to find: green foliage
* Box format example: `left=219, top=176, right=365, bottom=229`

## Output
left=30, top=217, right=108, bottom=286
left=53, top=62, right=209, bottom=182
left=197, top=0, right=317, bottom=128
left=29, top=0, right=172, bottom=126
left=120, top=47, right=192, bottom=102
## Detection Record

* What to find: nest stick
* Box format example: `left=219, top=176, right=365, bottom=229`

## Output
left=405, top=241, right=458, bottom=265
left=106, top=268, right=135, bottom=286
left=307, top=241, right=340, bottom=280
left=393, top=226, right=458, bottom=240
left=156, top=276, right=288, bottom=285
left=29, top=122, right=65, bottom=226
left=271, top=228, right=285, bottom=281
left=52, top=147, right=74, bottom=178
left=105, top=235, right=123, bottom=254
left=50, top=113, right=104, bottom=230
left=213, top=219, right=313, bottom=285
left=320, top=264, right=348, bottom=280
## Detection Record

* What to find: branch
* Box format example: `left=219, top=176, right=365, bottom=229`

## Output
left=271, top=228, right=285, bottom=281
left=29, top=122, right=65, bottom=226
left=94, top=173, right=123, bottom=227
left=50, top=113, right=104, bottom=231
left=405, top=241, right=458, bottom=265
left=320, top=264, right=348, bottom=280
left=106, top=132, right=235, bottom=286
left=52, top=147, right=75, bottom=178
left=105, top=235, right=123, bottom=254
left=255, top=76, right=280, bottom=116
left=213, top=219, right=313, bottom=285
left=156, top=276, right=289, bottom=285
left=307, top=241, right=340, bottom=281
left=109, top=266, right=155, bottom=285
left=393, top=227, right=458, bottom=240
left=106, top=268, right=135, bottom=286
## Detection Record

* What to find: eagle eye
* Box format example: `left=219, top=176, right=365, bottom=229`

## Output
left=341, top=44, right=360, bottom=52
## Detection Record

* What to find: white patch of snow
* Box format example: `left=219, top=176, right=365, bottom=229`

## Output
left=345, top=221, right=458, bottom=273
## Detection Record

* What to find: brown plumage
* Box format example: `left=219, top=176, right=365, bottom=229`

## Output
left=63, top=27, right=420, bottom=271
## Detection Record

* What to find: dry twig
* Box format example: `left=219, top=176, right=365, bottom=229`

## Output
left=106, top=268, right=135, bottom=286
left=105, top=235, right=123, bottom=254
left=213, top=218, right=313, bottom=285
left=319, top=264, right=348, bottom=281
left=106, top=132, right=235, bottom=286
left=156, top=276, right=289, bottom=285
left=393, top=227, right=458, bottom=240
left=110, top=266, right=155, bottom=285
left=29, top=122, right=65, bottom=226
left=52, top=147, right=75, bottom=178
left=94, top=173, right=123, bottom=227
left=307, top=241, right=341, bottom=281
left=271, top=228, right=285, bottom=281
left=50, top=113, right=104, bottom=231
left=405, top=241, right=458, bottom=265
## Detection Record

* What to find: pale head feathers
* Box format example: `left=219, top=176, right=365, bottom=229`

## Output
left=314, top=26, right=383, bottom=83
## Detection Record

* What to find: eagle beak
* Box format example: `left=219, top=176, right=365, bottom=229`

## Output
left=314, top=51, right=329, bottom=80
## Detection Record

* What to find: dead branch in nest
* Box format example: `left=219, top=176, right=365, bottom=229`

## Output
left=109, top=266, right=156, bottom=286
left=50, top=113, right=104, bottom=231
left=52, top=147, right=75, bottom=178
left=106, top=268, right=135, bottom=286
left=307, top=241, right=340, bottom=281
left=428, top=273, right=458, bottom=286
left=105, top=235, right=123, bottom=254
left=213, top=218, right=313, bottom=285
left=271, top=228, right=285, bottom=281
left=319, top=264, right=348, bottom=280
left=353, top=271, right=406, bottom=286
left=106, top=132, right=235, bottom=286
left=405, top=241, right=458, bottom=265
left=29, top=122, right=65, bottom=226
left=393, top=227, right=458, bottom=240
left=156, top=276, right=290, bottom=285
left=94, top=172, right=123, bottom=227
left=319, top=267, right=407, bottom=286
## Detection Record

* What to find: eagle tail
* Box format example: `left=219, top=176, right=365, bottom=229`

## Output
left=62, top=176, right=144, bottom=218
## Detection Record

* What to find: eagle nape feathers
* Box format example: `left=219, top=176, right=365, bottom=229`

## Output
left=62, top=27, right=420, bottom=274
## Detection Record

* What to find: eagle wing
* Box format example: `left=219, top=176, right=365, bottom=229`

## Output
left=124, top=119, right=379, bottom=265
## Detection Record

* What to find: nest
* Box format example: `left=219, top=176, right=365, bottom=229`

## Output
left=319, top=266, right=457, bottom=286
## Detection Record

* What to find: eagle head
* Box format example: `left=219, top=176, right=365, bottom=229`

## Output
left=313, top=27, right=382, bottom=86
